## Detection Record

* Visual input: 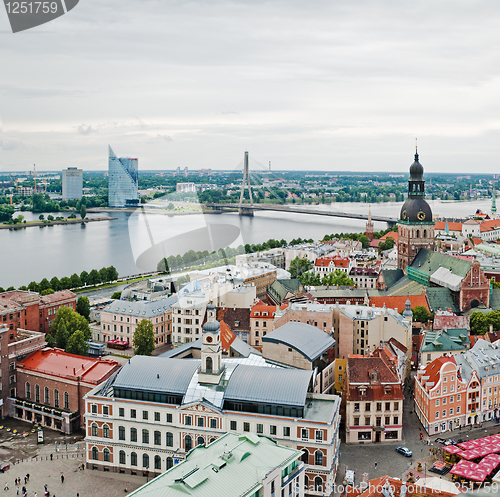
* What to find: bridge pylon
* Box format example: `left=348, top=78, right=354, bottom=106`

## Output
left=238, top=151, right=254, bottom=216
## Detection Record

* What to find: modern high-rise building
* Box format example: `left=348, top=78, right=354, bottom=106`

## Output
left=62, top=167, right=83, bottom=200
left=108, top=146, right=139, bottom=208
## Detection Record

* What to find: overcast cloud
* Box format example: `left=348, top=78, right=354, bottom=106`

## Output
left=1, top=0, right=500, bottom=173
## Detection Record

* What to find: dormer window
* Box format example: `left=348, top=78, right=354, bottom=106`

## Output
left=370, top=371, right=378, bottom=382
left=385, top=386, right=392, bottom=395
left=359, top=388, right=366, bottom=396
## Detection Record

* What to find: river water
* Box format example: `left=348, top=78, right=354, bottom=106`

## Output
left=0, top=199, right=493, bottom=289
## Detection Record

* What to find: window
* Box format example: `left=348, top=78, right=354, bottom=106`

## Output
left=166, top=432, right=173, bottom=447
left=142, top=411, right=148, bottom=420
left=435, top=412, right=439, bottom=419
left=25, top=382, right=30, bottom=399
left=44, top=387, right=49, bottom=404
left=166, top=457, right=173, bottom=470
left=154, top=412, right=160, bottom=422
left=54, top=389, right=59, bottom=408
left=154, top=431, right=161, bottom=445
left=365, top=417, right=371, bottom=425
left=185, top=435, right=192, bottom=451
left=376, top=403, right=382, bottom=411
left=270, top=425, right=277, bottom=435
left=457, top=394, right=461, bottom=401
left=315, top=451, right=323, bottom=466
left=131, top=452, right=137, bottom=466
left=354, top=418, right=360, bottom=426
left=442, top=410, right=446, bottom=417
left=154, top=455, right=161, bottom=470
left=119, top=408, right=124, bottom=417
left=91, top=404, right=97, bottom=414
left=131, top=409, right=137, bottom=419
left=103, top=424, right=110, bottom=438
left=394, top=416, right=399, bottom=425
left=450, top=408, right=454, bottom=415
left=119, top=451, right=126, bottom=465
left=301, top=429, right=308, bottom=439
left=435, top=399, right=440, bottom=407
left=64, top=392, right=69, bottom=410
left=457, top=406, right=461, bottom=413
left=385, top=402, right=390, bottom=411
left=197, top=436, right=204, bottom=446
left=142, top=429, right=149, bottom=444
left=103, top=448, right=110, bottom=462
left=119, top=426, right=125, bottom=440
left=91, top=423, right=98, bottom=437
left=35, top=384, right=40, bottom=403
left=92, top=447, right=98, bottom=460
left=103, top=405, right=109, bottom=415
left=283, top=426, right=290, bottom=437
left=257, top=424, right=263, bottom=434
left=316, top=430, right=323, bottom=441
left=143, top=454, right=149, bottom=468
left=130, top=428, right=137, bottom=442
left=197, top=417, right=204, bottom=427
left=230, top=421, right=237, bottom=431
left=354, top=403, right=360, bottom=412
left=166, top=413, right=172, bottom=423
left=185, top=416, right=192, bottom=426
left=210, top=418, right=217, bottom=429
left=393, top=402, right=399, bottom=411
left=244, top=422, right=250, bottom=432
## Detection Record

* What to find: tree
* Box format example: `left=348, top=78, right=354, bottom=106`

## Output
left=38, top=278, right=50, bottom=292
left=55, top=320, right=70, bottom=349
left=133, top=319, right=155, bottom=356
left=50, top=277, right=61, bottom=291
left=107, top=266, right=119, bottom=281
left=88, top=269, right=101, bottom=286
left=111, top=291, right=122, bottom=300
left=60, top=277, right=72, bottom=290
left=412, top=306, right=430, bottom=323
left=358, top=234, right=370, bottom=249
left=40, top=288, right=55, bottom=296
left=321, top=270, right=356, bottom=287
left=378, top=236, right=396, bottom=251
left=76, top=296, right=90, bottom=321
left=99, top=267, right=109, bottom=283
left=51, top=306, right=91, bottom=341
left=80, top=271, right=89, bottom=286
left=0, top=204, right=14, bottom=222
left=70, top=273, right=82, bottom=288
left=486, top=311, right=500, bottom=332
left=470, top=311, right=488, bottom=335
left=289, top=257, right=313, bottom=279
left=80, top=204, right=87, bottom=220
left=66, top=329, right=89, bottom=356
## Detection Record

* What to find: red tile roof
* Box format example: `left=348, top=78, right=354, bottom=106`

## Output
left=17, top=348, right=121, bottom=384
left=347, top=356, right=400, bottom=384
left=419, top=356, right=458, bottom=388
left=40, top=290, right=77, bottom=305
left=369, top=294, right=429, bottom=312
left=219, top=321, right=236, bottom=352
left=435, top=221, right=463, bottom=231
left=315, top=256, right=350, bottom=267
left=250, top=299, right=286, bottom=319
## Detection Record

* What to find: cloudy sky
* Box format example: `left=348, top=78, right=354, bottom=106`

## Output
left=1, top=0, right=500, bottom=173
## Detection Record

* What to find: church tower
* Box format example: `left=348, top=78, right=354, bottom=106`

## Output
left=365, top=206, right=374, bottom=241
left=198, top=302, right=225, bottom=385
left=397, top=149, right=435, bottom=273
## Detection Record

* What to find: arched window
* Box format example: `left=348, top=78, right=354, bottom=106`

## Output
left=54, top=389, right=59, bottom=408
left=92, top=446, right=98, bottom=460
left=304, top=475, right=309, bottom=490
left=143, top=453, right=149, bottom=468
left=64, top=391, right=69, bottom=409
left=209, top=438, right=216, bottom=444
left=119, top=426, right=125, bottom=440
left=119, top=450, right=126, bottom=464
left=315, top=450, right=323, bottom=466
left=197, top=436, right=204, bottom=446
left=301, top=450, right=309, bottom=464
left=35, top=384, right=40, bottom=402
left=130, top=428, right=137, bottom=442
left=44, top=386, right=49, bottom=404
left=206, top=356, right=213, bottom=373
left=423, top=230, right=427, bottom=238
left=185, top=435, right=192, bottom=451
left=154, top=431, right=161, bottom=445
left=91, top=423, right=98, bottom=437
left=166, top=457, right=173, bottom=470
left=166, top=432, right=173, bottom=447
left=26, top=382, right=31, bottom=399
left=103, top=448, right=110, bottom=462
left=416, top=230, right=420, bottom=238
left=103, top=424, right=110, bottom=438
left=131, top=452, right=137, bottom=466
left=315, top=477, right=323, bottom=492
left=142, top=429, right=149, bottom=444
left=154, top=455, right=161, bottom=470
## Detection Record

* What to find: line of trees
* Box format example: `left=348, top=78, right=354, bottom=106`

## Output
left=288, top=257, right=356, bottom=287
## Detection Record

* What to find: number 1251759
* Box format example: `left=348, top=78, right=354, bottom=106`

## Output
left=5, top=2, right=59, bottom=14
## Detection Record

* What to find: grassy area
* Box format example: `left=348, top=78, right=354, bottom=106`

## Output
left=111, top=353, right=133, bottom=359
left=74, top=274, right=162, bottom=294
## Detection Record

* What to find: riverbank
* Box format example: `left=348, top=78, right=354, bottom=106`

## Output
left=0, top=216, right=117, bottom=230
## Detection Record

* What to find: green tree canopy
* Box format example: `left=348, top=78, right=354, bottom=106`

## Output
left=111, top=291, right=122, bottom=300
left=66, top=329, right=89, bottom=356
left=486, top=311, right=500, bottom=332
left=0, top=205, right=15, bottom=222
left=70, top=273, right=82, bottom=288
left=412, top=306, right=430, bottom=323
left=88, top=269, right=101, bottom=286
left=289, top=257, right=313, bottom=279
left=51, top=306, right=91, bottom=341
left=470, top=311, right=488, bottom=335
left=55, top=320, right=70, bottom=349
left=321, top=270, right=356, bottom=287
left=50, top=277, right=61, bottom=291
left=133, top=319, right=155, bottom=356
left=76, top=296, right=90, bottom=321
left=80, top=204, right=87, bottom=220
left=107, top=266, right=119, bottom=281
left=40, top=288, right=55, bottom=296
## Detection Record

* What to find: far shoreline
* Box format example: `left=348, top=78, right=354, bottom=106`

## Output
left=0, top=216, right=118, bottom=230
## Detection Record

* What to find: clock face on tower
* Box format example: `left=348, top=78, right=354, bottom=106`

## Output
left=401, top=210, right=407, bottom=220
left=206, top=335, right=213, bottom=343
left=417, top=211, right=426, bottom=221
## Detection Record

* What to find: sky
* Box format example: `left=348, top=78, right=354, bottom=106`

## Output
left=1, top=0, right=500, bottom=173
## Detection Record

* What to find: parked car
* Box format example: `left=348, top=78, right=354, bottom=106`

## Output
left=435, top=438, right=447, bottom=444
left=0, top=463, right=10, bottom=473
left=396, top=446, right=412, bottom=457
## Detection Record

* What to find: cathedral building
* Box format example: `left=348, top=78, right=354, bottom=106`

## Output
left=397, top=150, right=435, bottom=272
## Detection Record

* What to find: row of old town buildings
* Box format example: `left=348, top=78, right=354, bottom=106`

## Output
left=4, top=150, right=500, bottom=496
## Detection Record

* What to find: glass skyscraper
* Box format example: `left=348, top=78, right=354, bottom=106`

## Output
left=108, top=146, right=139, bottom=208
left=62, top=167, right=83, bottom=200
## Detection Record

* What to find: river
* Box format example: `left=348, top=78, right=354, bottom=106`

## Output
left=0, top=198, right=493, bottom=289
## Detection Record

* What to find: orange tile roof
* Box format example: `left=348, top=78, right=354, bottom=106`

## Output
left=250, top=299, right=286, bottom=318
left=219, top=320, right=236, bottom=352
left=420, top=356, right=457, bottom=387
left=472, top=237, right=483, bottom=245
left=369, top=294, right=429, bottom=312
left=315, top=256, right=350, bottom=267
left=435, top=221, right=463, bottom=231
left=40, top=290, right=76, bottom=304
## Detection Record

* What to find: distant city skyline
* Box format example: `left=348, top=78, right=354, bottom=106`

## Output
left=2, top=1, right=500, bottom=173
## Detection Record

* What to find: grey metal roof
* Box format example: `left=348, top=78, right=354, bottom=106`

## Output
left=230, top=336, right=262, bottom=357
left=159, top=339, right=203, bottom=358
left=104, top=295, right=178, bottom=318
left=262, top=322, right=335, bottom=362
left=113, top=356, right=200, bottom=395
left=224, top=365, right=312, bottom=407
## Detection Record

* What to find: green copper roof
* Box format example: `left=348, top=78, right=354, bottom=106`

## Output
left=425, top=287, right=457, bottom=313
left=420, top=328, right=470, bottom=353
left=410, top=249, right=471, bottom=279
left=126, top=433, right=303, bottom=497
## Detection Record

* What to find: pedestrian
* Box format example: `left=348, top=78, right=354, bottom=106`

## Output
left=60, top=475, right=64, bottom=484
left=26, top=474, right=29, bottom=482
left=50, top=454, right=52, bottom=461
left=24, top=477, right=27, bottom=485
left=17, top=487, right=19, bottom=496
left=4, top=482, right=9, bottom=490
left=375, top=462, right=378, bottom=470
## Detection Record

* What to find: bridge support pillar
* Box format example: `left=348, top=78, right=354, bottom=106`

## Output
left=387, top=221, right=397, bottom=229
left=238, top=207, right=254, bottom=217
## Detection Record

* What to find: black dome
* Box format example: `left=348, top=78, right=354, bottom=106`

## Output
left=400, top=197, right=432, bottom=223
left=409, top=152, right=423, bottom=180
left=203, top=321, right=220, bottom=332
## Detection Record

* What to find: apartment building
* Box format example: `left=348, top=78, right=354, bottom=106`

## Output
left=418, top=329, right=470, bottom=367
left=84, top=306, right=341, bottom=496
left=314, top=256, right=352, bottom=277
left=349, top=267, right=379, bottom=289
left=414, top=356, right=468, bottom=435
left=345, top=356, right=404, bottom=444
left=171, top=292, right=207, bottom=344
left=249, top=299, right=286, bottom=349
left=100, top=297, right=176, bottom=347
